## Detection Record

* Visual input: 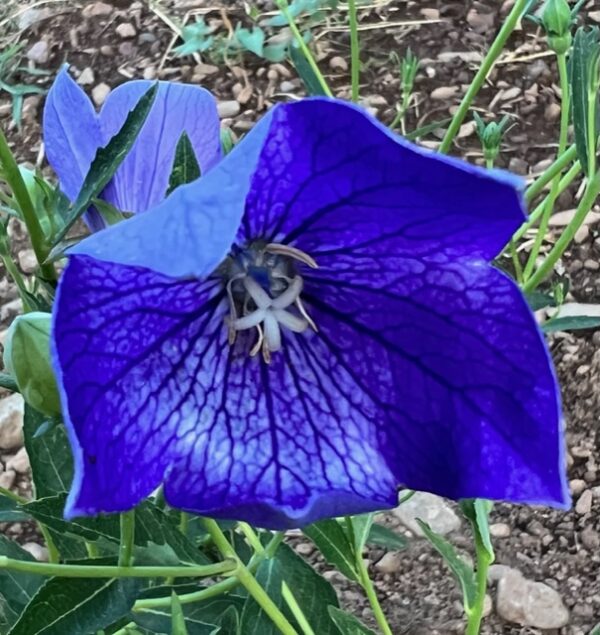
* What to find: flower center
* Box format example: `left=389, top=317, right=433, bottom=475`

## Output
left=222, top=241, right=318, bottom=363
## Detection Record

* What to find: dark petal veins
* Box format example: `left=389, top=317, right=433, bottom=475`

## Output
left=239, top=99, right=524, bottom=262
left=53, top=256, right=397, bottom=527
left=99, top=81, right=221, bottom=213
left=301, top=261, right=568, bottom=507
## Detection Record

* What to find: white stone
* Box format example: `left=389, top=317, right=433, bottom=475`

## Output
left=218, top=101, right=241, bottom=119
left=18, top=249, right=37, bottom=274
left=375, top=551, right=403, bottom=574
left=496, top=568, right=569, bottom=629
left=6, top=447, right=30, bottom=474
left=92, top=83, right=111, bottom=107
left=392, top=491, right=460, bottom=536
left=0, top=470, right=16, bottom=490
left=21, top=542, right=49, bottom=562
left=575, top=489, right=593, bottom=515
left=0, top=394, right=24, bottom=451
left=115, top=23, right=136, bottom=39
left=489, top=522, right=511, bottom=538
left=82, top=2, right=113, bottom=18
left=26, top=41, right=49, bottom=64
left=77, top=67, right=95, bottom=86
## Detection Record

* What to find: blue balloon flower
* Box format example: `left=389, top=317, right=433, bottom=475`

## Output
left=48, top=75, right=569, bottom=529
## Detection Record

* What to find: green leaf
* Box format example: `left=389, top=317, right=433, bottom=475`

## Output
left=459, top=499, right=494, bottom=562
left=240, top=558, right=284, bottom=635
left=525, top=290, right=557, bottom=311
left=52, top=83, right=158, bottom=246
left=366, top=524, right=408, bottom=551
left=0, top=374, right=18, bottom=393
left=542, top=315, right=600, bottom=332
left=303, top=520, right=359, bottom=582
left=417, top=520, right=477, bottom=610
left=0, top=536, right=45, bottom=634
left=23, top=494, right=209, bottom=564
left=8, top=577, right=142, bottom=635
left=289, top=43, right=327, bottom=96
left=218, top=606, right=240, bottom=635
left=235, top=27, right=265, bottom=57
left=23, top=404, right=73, bottom=498
left=404, top=118, right=453, bottom=141
left=348, top=513, right=374, bottom=554
left=328, top=607, right=376, bottom=635
left=0, top=495, right=28, bottom=523
left=132, top=595, right=243, bottom=635
left=570, top=27, right=600, bottom=175
left=241, top=544, right=339, bottom=635
left=92, top=198, right=128, bottom=225
left=171, top=592, right=189, bottom=635
left=166, top=132, right=202, bottom=196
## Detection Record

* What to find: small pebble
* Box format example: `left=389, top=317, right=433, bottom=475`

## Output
left=584, top=259, right=599, bottom=271
left=26, top=41, right=49, bottom=64
left=575, top=489, right=593, bottom=515
left=0, top=470, right=16, bottom=490
left=77, top=67, right=95, bottom=86
left=329, top=56, right=348, bottom=72
left=115, top=23, right=136, bottom=39
left=82, top=1, right=113, bottom=17
left=0, top=394, right=24, bottom=451
left=6, top=447, right=30, bottom=474
left=430, top=86, right=459, bottom=100
left=570, top=478, right=587, bottom=495
left=375, top=552, right=403, bottom=574
left=489, top=522, right=511, bottom=538
left=18, top=249, right=37, bottom=274
left=22, top=542, right=49, bottom=562
left=218, top=101, right=241, bottom=119
left=574, top=225, right=590, bottom=244
left=92, top=83, right=111, bottom=107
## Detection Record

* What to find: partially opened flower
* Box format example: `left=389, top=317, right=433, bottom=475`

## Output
left=51, top=96, right=569, bottom=529
left=43, top=67, right=221, bottom=230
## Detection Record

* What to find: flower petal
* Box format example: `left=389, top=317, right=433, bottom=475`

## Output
left=53, top=256, right=398, bottom=526
left=301, top=261, right=569, bottom=508
left=42, top=67, right=103, bottom=202
left=68, top=111, right=276, bottom=278
left=99, top=81, right=221, bottom=213
left=239, top=99, right=525, bottom=261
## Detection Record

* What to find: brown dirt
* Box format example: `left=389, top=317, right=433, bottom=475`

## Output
left=1, top=1, right=599, bottom=634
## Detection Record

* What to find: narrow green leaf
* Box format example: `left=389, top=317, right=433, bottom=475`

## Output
left=404, top=117, right=452, bottom=141
left=542, top=315, right=600, bottom=332
left=303, top=520, right=359, bottom=582
left=349, top=513, right=374, bottom=554
left=171, top=592, right=189, bottom=635
left=52, top=82, right=158, bottom=245
left=23, top=404, right=72, bottom=498
left=92, top=198, right=128, bottom=225
left=417, top=519, right=477, bottom=609
left=0, top=536, right=45, bottom=633
left=525, top=290, right=557, bottom=311
left=166, top=132, right=201, bottom=196
left=570, top=27, right=600, bottom=175
left=218, top=606, right=240, bottom=635
left=366, top=524, right=408, bottom=551
left=459, top=499, right=494, bottom=562
left=0, top=496, right=28, bottom=523
left=328, top=607, right=376, bottom=635
left=8, top=577, right=142, bottom=635
left=289, top=43, right=327, bottom=96
left=240, top=558, right=284, bottom=635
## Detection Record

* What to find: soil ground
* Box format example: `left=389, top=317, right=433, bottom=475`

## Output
left=1, top=1, right=599, bottom=634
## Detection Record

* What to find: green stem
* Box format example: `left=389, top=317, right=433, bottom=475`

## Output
left=439, top=0, right=529, bottom=154
left=0, top=127, right=55, bottom=281
left=512, top=160, right=581, bottom=244
left=346, top=518, right=392, bottom=635
left=38, top=524, right=60, bottom=565
left=202, top=518, right=298, bottom=635
left=134, top=532, right=285, bottom=611
left=86, top=542, right=100, bottom=558
left=275, top=0, right=333, bottom=98
left=523, top=53, right=570, bottom=280
left=465, top=533, right=493, bottom=635
left=523, top=170, right=600, bottom=292
left=524, top=145, right=578, bottom=204
left=238, top=522, right=265, bottom=554
left=0, top=556, right=236, bottom=578
left=282, top=582, right=315, bottom=635
left=348, top=0, right=360, bottom=102
left=178, top=511, right=188, bottom=536
left=119, top=510, right=135, bottom=568
left=0, top=486, right=26, bottom=503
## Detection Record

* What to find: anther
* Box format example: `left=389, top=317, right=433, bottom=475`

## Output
left=265, top=243, right=318, bottom=269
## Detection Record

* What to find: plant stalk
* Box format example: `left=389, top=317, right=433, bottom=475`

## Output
left=118, top=509, right=135, bottom=568
left=348, top=0, right=360, bottom=102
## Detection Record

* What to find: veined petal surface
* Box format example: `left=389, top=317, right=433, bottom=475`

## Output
left=53, top=256, right=397, bottom=527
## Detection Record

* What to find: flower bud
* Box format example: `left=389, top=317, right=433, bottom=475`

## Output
left=541, top=0, right=573, bottom=54
left=474, top=113, right=511, bottom=164
left=3, top=312, right=61, bottom=416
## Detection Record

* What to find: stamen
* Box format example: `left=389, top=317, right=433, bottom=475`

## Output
left=243, top=277, right=272, bottom=310
left=250, top=323, right=264, bottom=357
left=265, top=243, right=318, bottom=269
left=271, top=276, right=303, bottom=310
left=273, top=309, right=308, bottom=333
left=295, top=296, right=318, bottom=332
left=233, top=309, right=267, bottom=331
left=263, top=312, right=282, bottom=353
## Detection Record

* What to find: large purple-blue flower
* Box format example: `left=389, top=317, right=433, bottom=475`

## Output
left=49, top=78, right=569, bottom=529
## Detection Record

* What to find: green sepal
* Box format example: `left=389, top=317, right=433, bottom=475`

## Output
left=3, top=312, right=61, bottom=416
left=166, top=131, right=202, bottom=197
left=541, top=0, right=572, bottom=53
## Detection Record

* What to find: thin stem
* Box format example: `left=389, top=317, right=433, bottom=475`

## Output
left=238, top=522, right=265, bottom=554
left=510, top=240, right=524, bottom=285
left=346, top=517, right=392, bottom=635
left=525, top=145, right=578, bottom=204
left=512, top=161, right=581, bottom=244
left=523, top=53, right=570, bottom=280
left=0, top=556, right=236, bottom=578
left=348, top=0, right=360, bottom=102
left=134, top=531, right=285, bottom=611
left=465, top=532, right=493, bottom=635
left=282, top=582, right=316, bottom=635
left=439, top=0, right=529, bottom=154
left=275, top=0, right=333, bottom=97
left=119, top=510, right=135, bottom=568
left=523, top=171, right=600, bottom=292
left=0, top=127, right=55, bottom=281
left=38, top=525, right=60, bottom=565
left=202, top=518, right=298, bottom=635
left=0, top=485, right=27, bottom=504
left=178, top=511, right=188, bottom=536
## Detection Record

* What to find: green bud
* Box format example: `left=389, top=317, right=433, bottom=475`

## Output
left=3, top=312, right=61, bottom=416
left=400, top=48, right=420, bottom=95
left=541, top=0, right=573, bottom=54
left=473, top=113, right=511, bottom=164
